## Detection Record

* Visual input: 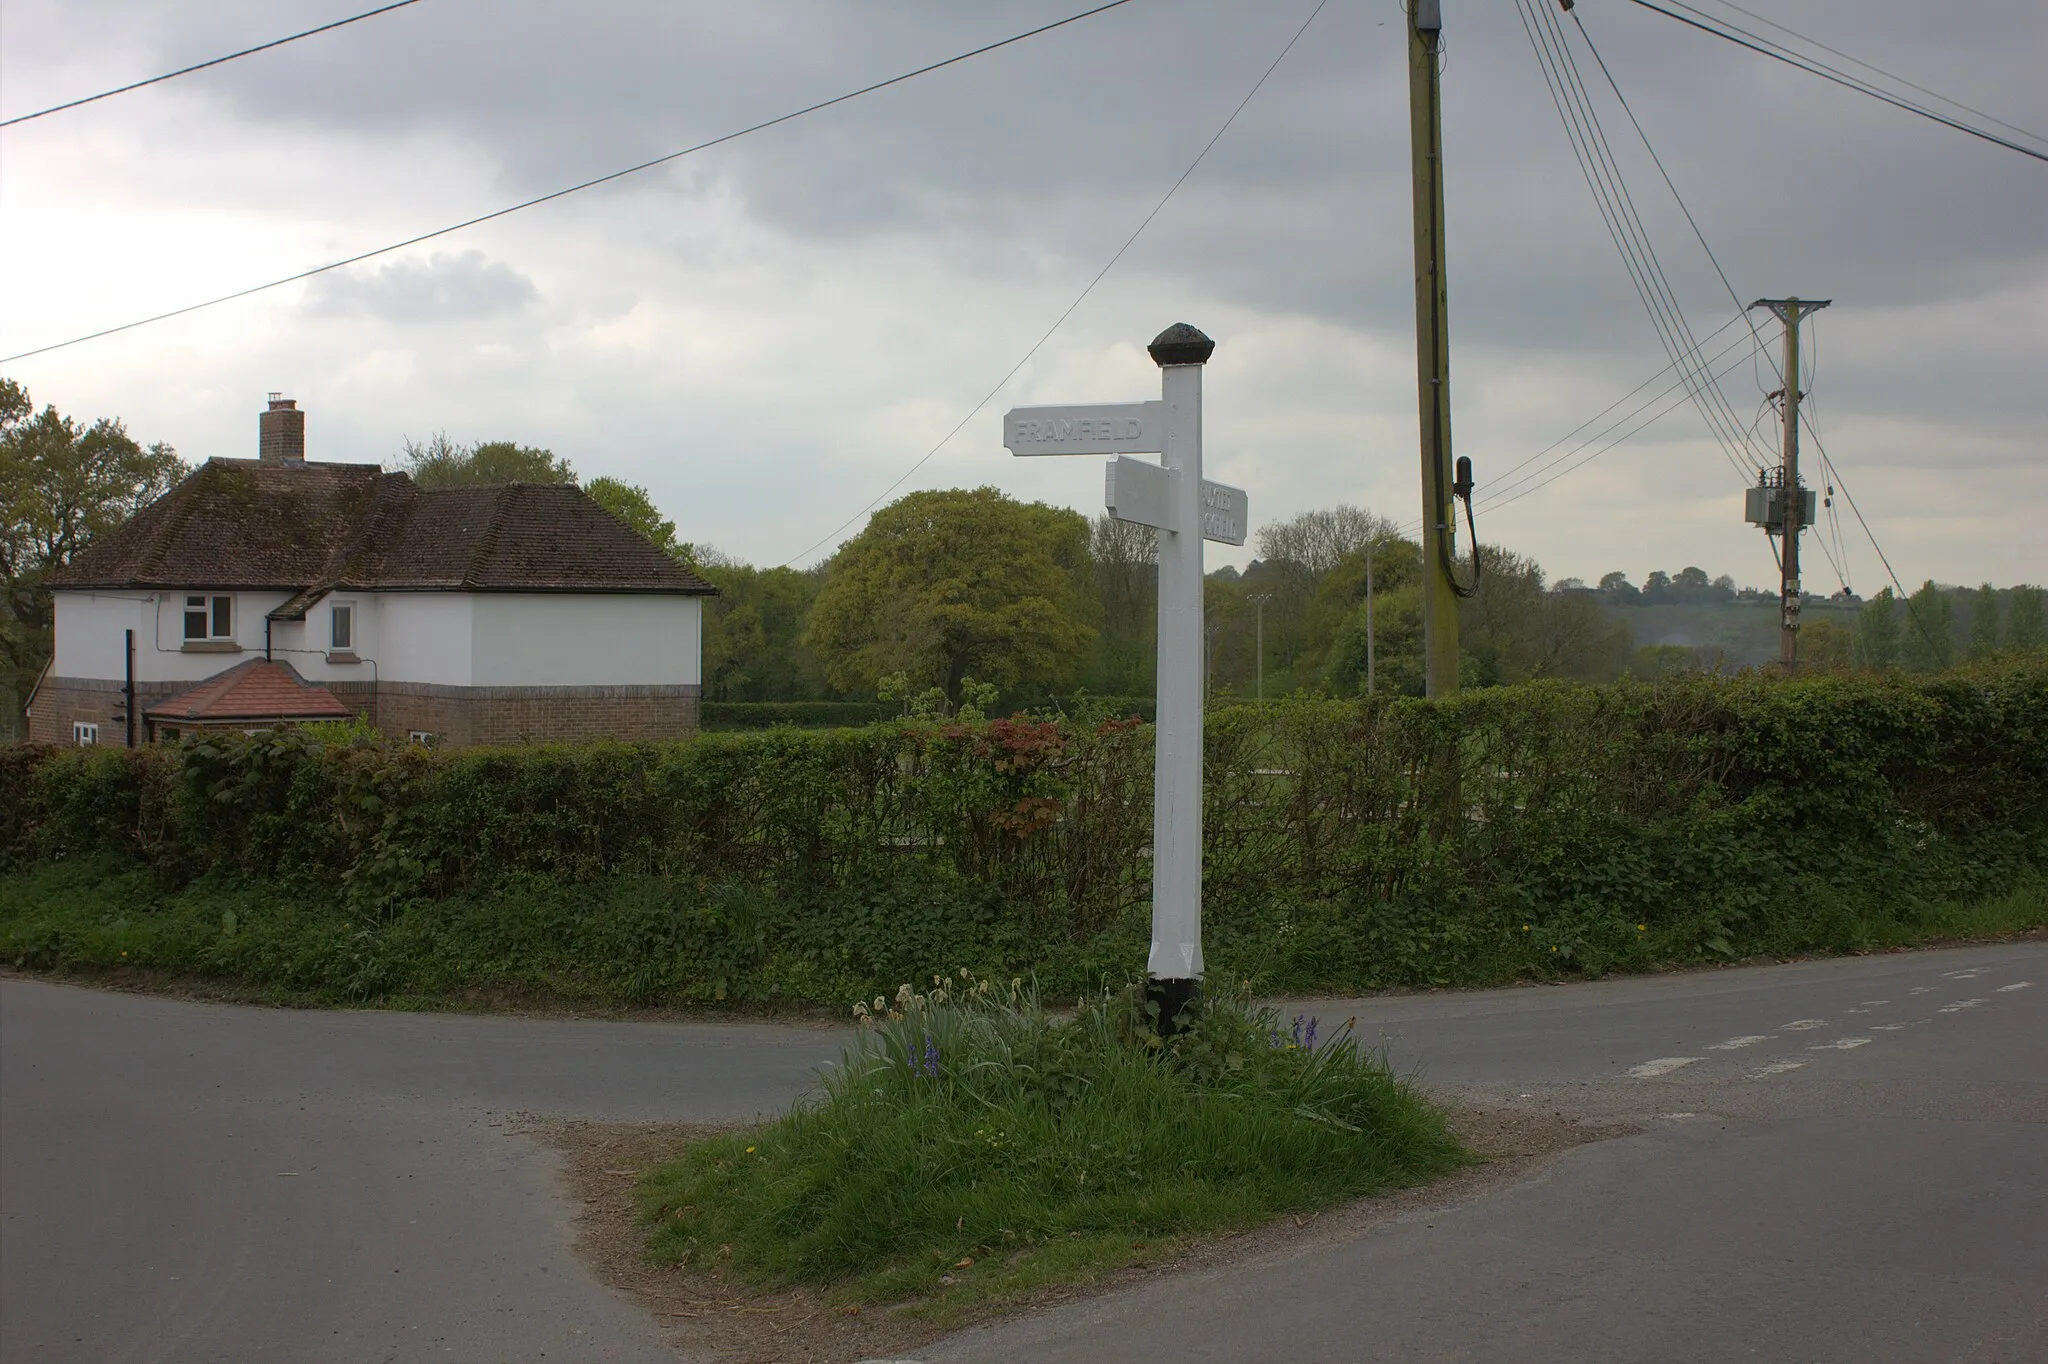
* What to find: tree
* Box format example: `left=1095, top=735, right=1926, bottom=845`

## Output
left=1254, top=505, right=1399, bottom=580
left=583, top=476, right=687, bottom=560
left=399, top=433, right=575, bottom=487
left=698, top=555, right=831, bottom=701
left=1598, top=571, right=1641, bottom=605
left=2008, top=585, right=2046, bottom=656
left=1900, top=580, right=1955, bottom=673
left=1967, top=582, right=2001, bottom=660
left=0, top=379, right=186, bottom=734
left=1799, top=618, right=1855, bottom=672
left=804, top=488, right=1095, bottom=704
left=1641, top=570, right=1673, bottom=604
left=1084, top=513, right=1157, bottom=694
left=1856, top=588, right=1899, bottom=670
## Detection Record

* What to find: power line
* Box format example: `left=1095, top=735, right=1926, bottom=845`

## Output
left=776, top=0, right=1330, bottom=569
left=1620, top=0, right=2048, bottom=165
left=0, top=0, right=1141, bottom=364
left=1, top=0, right=426, bottom=128
left=1514, top=0, right=1764, bottom=483
left=1697, top=0, right=2048, bottom=148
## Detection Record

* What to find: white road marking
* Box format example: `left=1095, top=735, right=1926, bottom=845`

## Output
left=1844, top=1000, right=1890, bottom=1013
left=1909, top=986, right=1935, bottom=995
left=1943, top=968, right=1989, bottom=979
left=1871, top=1023, right=1906, bottom=1031
left=1629, top=1057, right=1702, bottom=1078
left=1749, top=1060, right=1807, bottom=1079
left=1808, top=1037, right=1871, bottom=1050
left=1707, top=1035, right=1771, bottom=1050
left=1937, top=998, right=1990, bottom=1013
left=1779, top=1019, right=1829, bottom=1031
left=1996, top=982, right=2032, bottom=993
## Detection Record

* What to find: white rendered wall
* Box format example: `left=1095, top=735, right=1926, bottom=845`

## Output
left=54, top=590, right=296, bottom=684
left=376, top=594, right=474, bottom=687
left=470, top=594, right=700, bottom=687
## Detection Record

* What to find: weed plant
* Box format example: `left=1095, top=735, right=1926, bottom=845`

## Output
left=638, top=974, right=1464, bottom=1316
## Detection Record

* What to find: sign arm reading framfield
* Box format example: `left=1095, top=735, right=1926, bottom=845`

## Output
left=1003, top=323, right=1236, bottom=1034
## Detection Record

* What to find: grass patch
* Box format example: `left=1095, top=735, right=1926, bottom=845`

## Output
left=637, top=978, right=1466, bottom=1322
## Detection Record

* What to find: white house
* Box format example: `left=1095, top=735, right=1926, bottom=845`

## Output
left=28, top=397, right=715, bottom=748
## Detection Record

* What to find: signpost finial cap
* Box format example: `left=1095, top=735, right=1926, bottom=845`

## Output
left=1148, top=323, right=1215, bottom=367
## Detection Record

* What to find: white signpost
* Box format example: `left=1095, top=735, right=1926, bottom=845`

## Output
left=1004, top=323, right=1236, bottom=1031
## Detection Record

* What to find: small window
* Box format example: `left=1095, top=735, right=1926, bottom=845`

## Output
left=73, top=721, right=98, bottom=746
left=183, top=594, right=233, bottom=641
left=408, top=730, right=438, bottom=747
left=331, top=604, right=353, bottom=651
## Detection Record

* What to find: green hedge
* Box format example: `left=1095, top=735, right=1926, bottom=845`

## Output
left=700, top=697, right=1158, bottom=730
left=701, top=701, right=897, bottom=730
left=3, top=666, right=2044, bottom=1005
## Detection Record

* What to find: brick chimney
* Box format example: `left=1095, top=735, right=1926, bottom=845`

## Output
left=259, top=394, right=305, bottom=463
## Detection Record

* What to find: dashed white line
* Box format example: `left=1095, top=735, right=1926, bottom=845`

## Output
left=1937, top=998, right=1990, bottom=1014
left=1706, top=1035, right=1771, bottom=1050
left=1909, top=986, right=1935, bottom=995
left=1996, top=981, right=2032, bottom=993
left=1629, top=1057, right=1703, bottom=1078
left=1943, top=968, right=1990, bottom=979
left=1871, top=1023, right=1906, bottom=1031
left=1808, top=1037, right=1871, bottom=1050
left=1749, top=1060, right=1807, bottom=1079
left=1779, top=1019, right=1829, bottom=1031
left=1844, top=1000, right=1890, bottom=1014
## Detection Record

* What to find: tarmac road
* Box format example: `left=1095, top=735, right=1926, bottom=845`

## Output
left=3, top=940, right=2044, bottom=1363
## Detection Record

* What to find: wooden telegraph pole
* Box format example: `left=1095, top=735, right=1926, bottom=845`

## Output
left=1750, top=296, right=1830, bottom=670
left=1407, top=0, right=1461, bottom=697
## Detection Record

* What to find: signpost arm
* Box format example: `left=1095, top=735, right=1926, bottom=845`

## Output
left=1144, top=323, right=1214, bottom=1031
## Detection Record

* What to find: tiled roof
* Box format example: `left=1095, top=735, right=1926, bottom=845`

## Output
left=145, top=659, right=353, bottom=723
left=54, top=461, right=715, bottom=596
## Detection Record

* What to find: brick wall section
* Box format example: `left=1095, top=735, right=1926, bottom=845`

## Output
left=32, top=675, right=700, bottom=747
left=25, top=677, right=183, bottom=747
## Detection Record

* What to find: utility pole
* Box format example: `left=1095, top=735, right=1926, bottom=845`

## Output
left=1407, top=0, right=1460, bottom=698
left=1749, top=296, right=1830, bottom=670
left=1248, top=593, right=1272, bottom=700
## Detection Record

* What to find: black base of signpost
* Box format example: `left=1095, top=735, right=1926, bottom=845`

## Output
left=1145, top=977, right=1201, bottom=1037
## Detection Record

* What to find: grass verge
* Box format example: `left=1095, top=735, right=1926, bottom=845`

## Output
left=636, top=978, right=1466, bottom=1324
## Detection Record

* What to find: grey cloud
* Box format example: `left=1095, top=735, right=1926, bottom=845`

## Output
left=303, top=249, right=539, bottom=322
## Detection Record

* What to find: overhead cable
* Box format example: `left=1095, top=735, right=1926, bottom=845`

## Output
left=0, top=0, right=1141, bottom=364
left=1620, top=0, right=2048, bottom=165
left=2, top=0, right=426, bottom=128
left=776, top=0, right=1330, bottom=568
left=1515, top=0, right=1764, bottom=482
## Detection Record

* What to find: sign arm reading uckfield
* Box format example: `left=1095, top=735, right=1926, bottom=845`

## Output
left=1003, top=323, right=1233, bottom=1033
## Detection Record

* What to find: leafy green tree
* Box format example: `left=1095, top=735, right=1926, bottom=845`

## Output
left=1967, top=582, right=2000, bottom=660
left=399, top=433, right=575, bottom=487
left=1900, top=580, right=1955, bottom=673
left=1598, top=571, right=1641, bottom=604
left=698, top=555, right=832, bottom=702
left=1630, top=644, right=1695, bottom=680
left=2007, top=585, right=2045, bottom=656
left=1641, top=570, right=1673, bottom=604
left=583, top=476, right=686, bottom=559
left=805, top=488, right=1095, bottom=704
left=0, top=379, right=186, bottom=734
left=1082, top=512, right=1157, bottom=694
left=1857, top=588, right=1899, bottom=670
left=1799, top=618, right=1855, bottom=672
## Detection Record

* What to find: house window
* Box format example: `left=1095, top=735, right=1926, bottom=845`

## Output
left=73, top=721, right=98, bottom=746
left=331, top=604, right=354, bottom=651
left=184, top=594, right=234, bottom=641
left=408, top=730, right=438, bottom=747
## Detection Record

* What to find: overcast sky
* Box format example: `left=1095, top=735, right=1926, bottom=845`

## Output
left=3, top=0, right=2043, bottom=590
